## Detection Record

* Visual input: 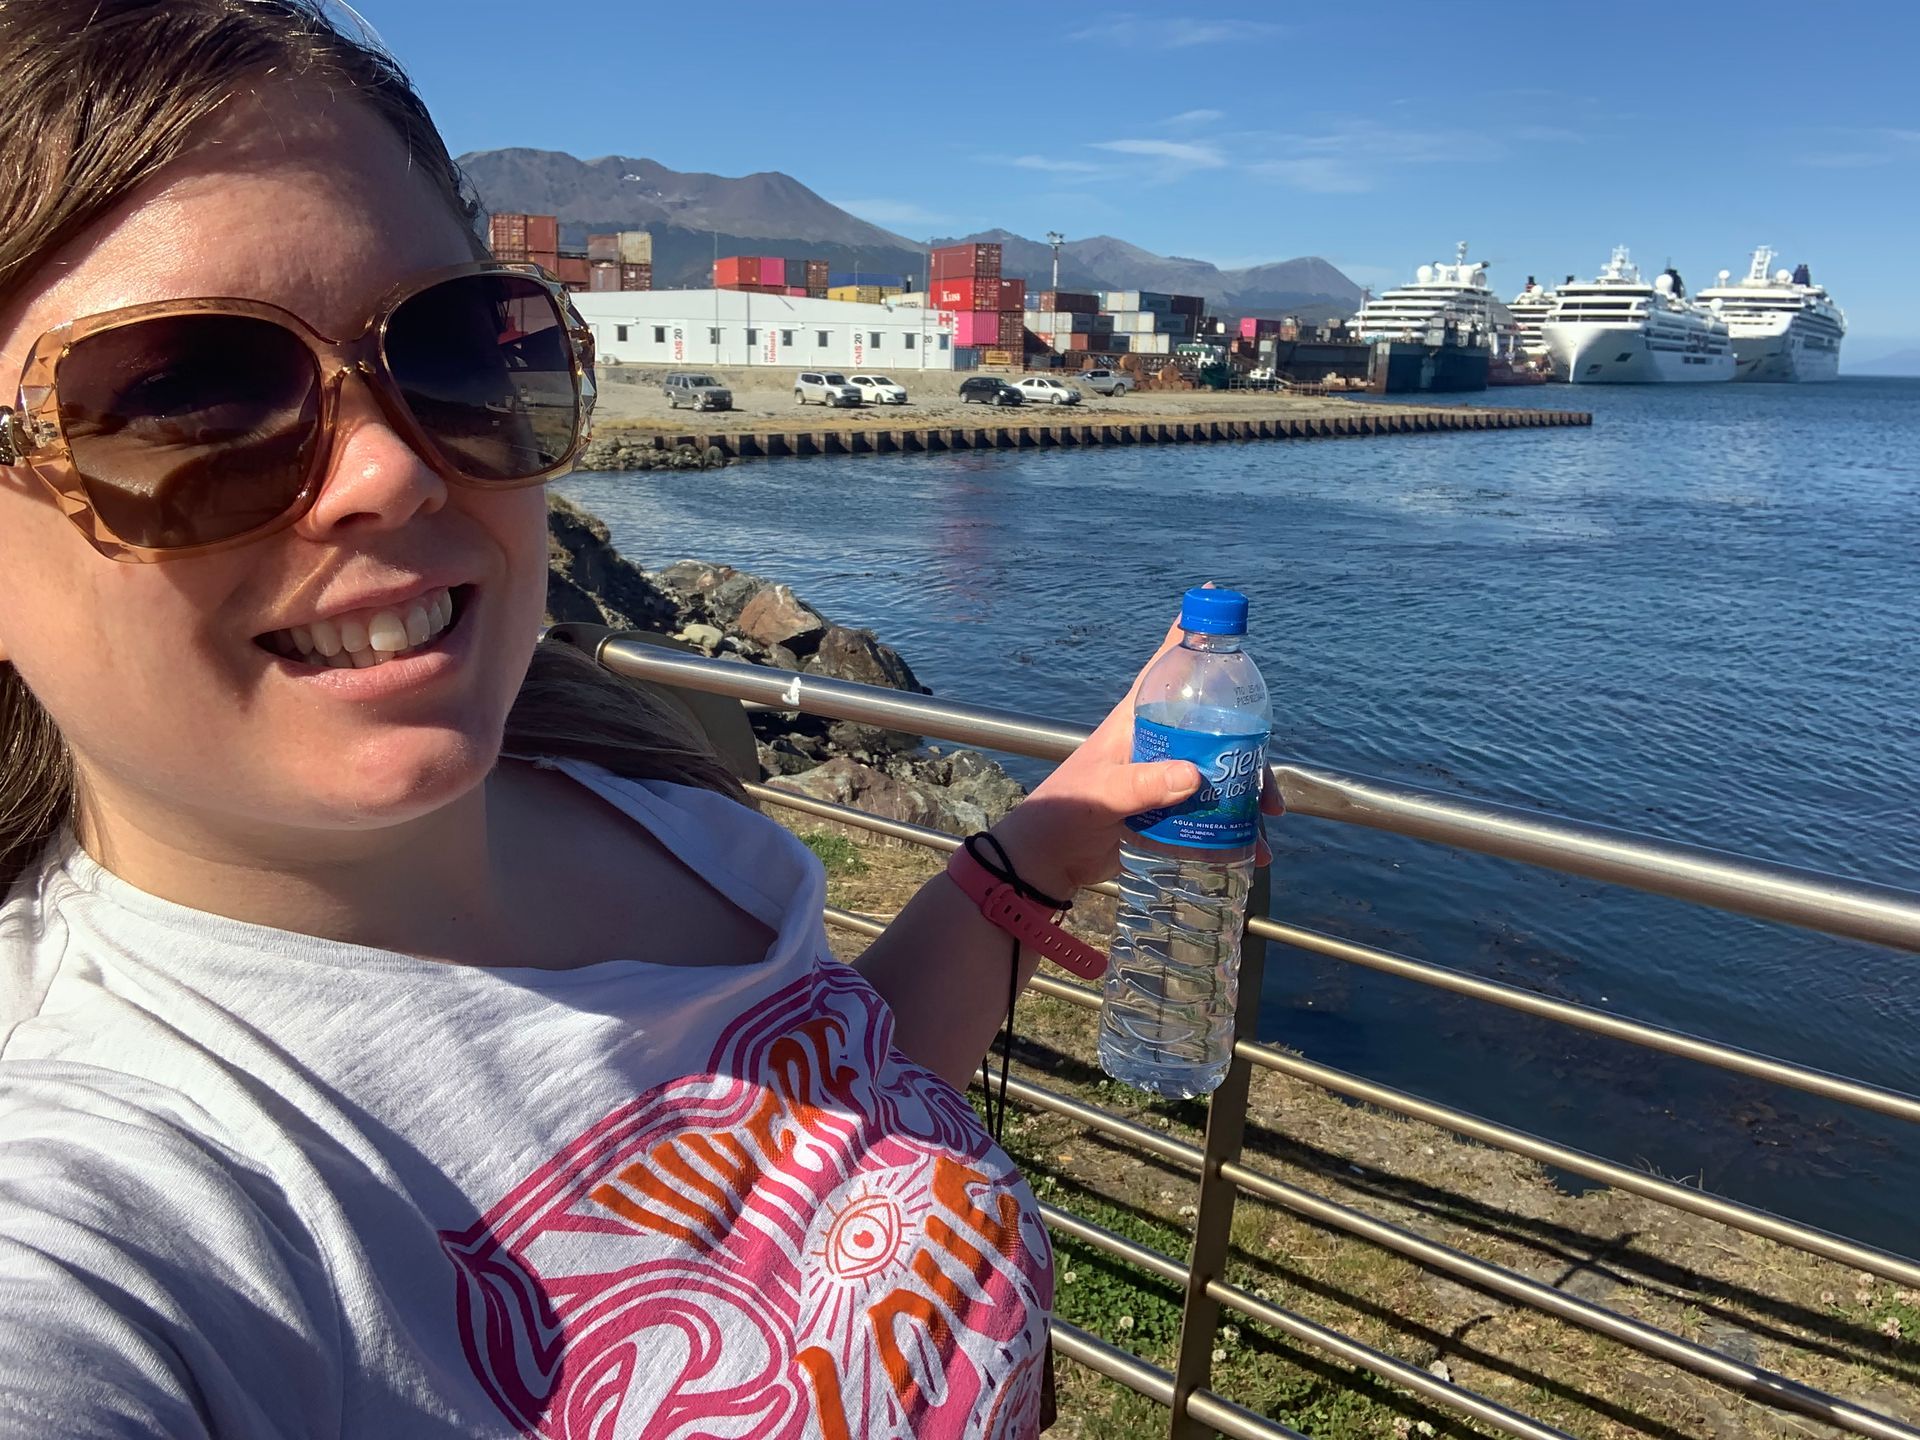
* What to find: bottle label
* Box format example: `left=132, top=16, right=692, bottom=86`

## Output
left=1126, top=719, right=1269, bottom=849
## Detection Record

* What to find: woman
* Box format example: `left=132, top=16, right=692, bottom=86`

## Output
left=0, top=3, right=1267, bottom=1436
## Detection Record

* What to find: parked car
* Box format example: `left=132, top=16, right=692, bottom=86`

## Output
left=662, top=371, right=733, bottom=411
left=1081, top=368, right=1133, bottom=396
left=848, top=373, right=908, bottom=404
left=1012, top=376, right=1082, bottom=406
left=794, top=371, right=861, bottom=406
left=958, top=376, right=1024, bottom=406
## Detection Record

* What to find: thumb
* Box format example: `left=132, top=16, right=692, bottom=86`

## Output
left=1118, top=760, right=1201, bottom=816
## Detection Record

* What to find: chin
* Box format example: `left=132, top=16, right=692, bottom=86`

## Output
left=296, top=727, right=502, bottom=829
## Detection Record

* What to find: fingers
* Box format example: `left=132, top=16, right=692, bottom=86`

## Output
left=1120, top=760, right=1201, bottom=816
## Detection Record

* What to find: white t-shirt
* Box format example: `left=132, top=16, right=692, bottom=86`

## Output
left=0, top=760, right=1053, bottom=1438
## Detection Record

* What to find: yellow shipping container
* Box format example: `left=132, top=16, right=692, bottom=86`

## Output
left=827, top=285, right=887, bottom=304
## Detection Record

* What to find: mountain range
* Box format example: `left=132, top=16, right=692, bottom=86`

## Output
left=1848, top=347, right=1920, bottom=376
left=457, top=148, right=1363, bottom=320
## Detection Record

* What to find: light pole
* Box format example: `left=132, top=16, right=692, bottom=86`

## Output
left=1046, top=231, right=1065, bottom=292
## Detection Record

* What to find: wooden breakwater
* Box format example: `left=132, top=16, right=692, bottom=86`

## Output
left=619, top=406, right=1591, bottom=465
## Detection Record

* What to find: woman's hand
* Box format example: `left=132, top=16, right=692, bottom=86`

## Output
left=987, top=607, right=1283, bottom=902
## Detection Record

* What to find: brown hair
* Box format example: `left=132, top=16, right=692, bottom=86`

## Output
left=0, top=0, right=744, bottom=896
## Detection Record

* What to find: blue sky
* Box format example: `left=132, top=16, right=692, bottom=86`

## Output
left=351, top=0, right=1920, bottom=361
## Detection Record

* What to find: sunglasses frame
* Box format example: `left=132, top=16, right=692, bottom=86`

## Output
left=0, top=261, right=596, bottom=562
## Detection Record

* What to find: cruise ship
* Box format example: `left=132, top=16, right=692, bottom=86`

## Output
left=1542, top=246, right=1734, bottom=384
left=1351, top=241, right=1499, bottom=338
left=1506, top=276, right=1556, bottom=360
left=1695, top=246, right=1845, bottom=382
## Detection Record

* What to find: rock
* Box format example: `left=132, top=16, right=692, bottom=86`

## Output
left=654, top=560, right=736, bottom=610
left=762, top=643, right=803, bottom=672
left=545, top=494, right=679, bottom=631
left=704, top=572, right=766, bottom=629
left=735, top=583, right=828, bottom=655
left=809, top=625, right=924, bottom=693
left=755, top=738, right=817, bottom=777
left=675, top=623, right=724, bottom=653
left=774, top=757, right=947, bottom=834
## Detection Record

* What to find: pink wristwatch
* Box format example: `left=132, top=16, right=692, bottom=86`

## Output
left=945, top=844, right=1109, bottom=981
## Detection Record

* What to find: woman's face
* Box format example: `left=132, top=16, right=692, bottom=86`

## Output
left=0, top=87, right=552, bottom=846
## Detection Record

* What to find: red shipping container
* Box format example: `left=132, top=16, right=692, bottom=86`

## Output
left=526, top=215, right=559, bottom=254
left=761, top=256, right=787, bottom=287
left=997, top=312, right=1023, bottom=347
left=587, top=233, right=619, bottom=263
left=931, top=242, right=1001, bottom=282
left=620, top=264, right=651, bottom=291
left=1063, top=334, right=1090, bottom=351
left=555, top=256, right=589, bottom=286
left=488, top=212, right=527, bottom=254
left=589, top=263, right=620, bottom=293
left=786, top=286, right=807, bottom=296
left=805, top=259, right=830, bottom=283
left=931, top=277, right=1009, bottom=312
left=998, top=277, right=1026, bottom=312
left=950, top=310, right=1002, bottom=348
left=527, top=250, right=559, bottom=276
left=713, top=256, right=764, bottom=287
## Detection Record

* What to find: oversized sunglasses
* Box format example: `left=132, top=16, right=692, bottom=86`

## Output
left=0, top=262, right=595, bottom=561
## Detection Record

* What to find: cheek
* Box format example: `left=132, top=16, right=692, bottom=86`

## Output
left=476, top=485, right=554, bottom=624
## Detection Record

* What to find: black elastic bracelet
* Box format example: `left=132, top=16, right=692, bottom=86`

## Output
left=963, top=832, right=1073, bottom=913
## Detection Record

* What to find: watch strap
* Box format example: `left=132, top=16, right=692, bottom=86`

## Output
left=945, top=844, right=1108, bottom=981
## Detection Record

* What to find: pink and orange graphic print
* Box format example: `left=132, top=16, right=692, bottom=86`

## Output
left=440, top=964, right=1054, bottom=1438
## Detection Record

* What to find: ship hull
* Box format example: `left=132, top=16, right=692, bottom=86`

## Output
left=1368, top=339, right=1490, bottom=393
left=1545, top=324, right=1735, bottom=384
left=1730, top=326, right=1843, bottom=383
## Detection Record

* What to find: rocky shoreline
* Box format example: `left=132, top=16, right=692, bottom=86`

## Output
left=545, top=493, right=1026, bottom=833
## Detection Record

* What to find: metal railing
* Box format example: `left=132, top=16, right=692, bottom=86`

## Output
left=585, top=633, right=1920, bottom=1440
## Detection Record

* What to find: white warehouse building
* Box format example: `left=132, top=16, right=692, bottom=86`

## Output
left=571, top=290, right=959, bottom=372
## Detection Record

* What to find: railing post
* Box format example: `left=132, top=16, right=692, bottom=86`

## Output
left=1168, top=861, right=1271, bottom=1440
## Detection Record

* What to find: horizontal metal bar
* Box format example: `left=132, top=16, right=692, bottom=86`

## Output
left=823, top=905, right=885, bottom=938
left=1218, top=1160, right=1920, bottom=1440
left=1025, top=972, right=1920, bottom=1285
left=993, top=1071, right=1920, bottom=1440
left=602, top=640, right=1920, bottom=953
left=1039, top=1203, right=1575, bottom=1440
left=1046, top=1318, right=1176, bottom=1406
left=1249, top=915, right=1920, bottom=1125
left=1182, top=1389, right=1315, bottom=1440
left=1232, top=1037, right=1920, bottom=1284
left=746, top=781, right=965, bottom=851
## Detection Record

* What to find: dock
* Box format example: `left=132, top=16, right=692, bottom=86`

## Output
left=582, top=404, right=1591, bottom=468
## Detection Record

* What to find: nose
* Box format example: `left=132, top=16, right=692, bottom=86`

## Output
left=293, top=366, right=448, bottom=541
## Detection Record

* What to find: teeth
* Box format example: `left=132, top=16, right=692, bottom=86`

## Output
left=268, top=587, right=458, bottom=671
left=367, top=611, right=410, bottom=654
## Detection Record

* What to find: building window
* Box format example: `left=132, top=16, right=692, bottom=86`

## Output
left=653, top=326, right=666, bottom=343
left=904, top=333, right=916, bottom=350
left=746, top=328, right=758, bottom=345
left=816, top=330, right=830, bottom=347
left=781, top=330, right=795, bottom=346
left=869, top=332, right=882, bottom=349
left=708, top=328, right=721, bottom=345
left=616, top=325, right=629, bottom=342
left=938, top=335, right=950, bottom=351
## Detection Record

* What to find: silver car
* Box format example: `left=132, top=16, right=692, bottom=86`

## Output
left=794, top=371, right=861, bottom=406
left=663, top=372, right=733, bottom=410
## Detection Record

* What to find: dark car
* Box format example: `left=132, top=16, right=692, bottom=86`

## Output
left=958, top=376, right=1024, bottom=406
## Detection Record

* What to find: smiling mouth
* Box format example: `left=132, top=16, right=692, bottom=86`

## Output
left=258, top=586, right=472, bottom=669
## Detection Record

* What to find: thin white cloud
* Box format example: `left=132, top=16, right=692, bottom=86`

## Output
left=1793, top=127, right=1920, bottom=169
left=1247, top=157, right=1373, bottom=193
left=1165, top=108, right=1225, bottom=128
left=828, top=198, right=957, bottom=228
left=1000, top=154, right=1108, bottom=174
left=1093, top=138, right=1227, bottom=168
left=1070, top=15, right=1283, bottom=47
left=1238, top=121, right=1500, bottom=192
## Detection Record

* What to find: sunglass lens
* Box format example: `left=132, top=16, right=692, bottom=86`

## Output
left=61, top=315, right=322, bottom=549
left=384, top=273, right=579, bottom=482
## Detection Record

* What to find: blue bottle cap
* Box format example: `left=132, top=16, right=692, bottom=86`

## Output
left=1180, top=586, right=1249, bottom=636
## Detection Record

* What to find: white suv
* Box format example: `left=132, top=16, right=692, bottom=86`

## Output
left=1012, top=376, right=1083, bottom=406
left=795, top=371, right=861, bottom=406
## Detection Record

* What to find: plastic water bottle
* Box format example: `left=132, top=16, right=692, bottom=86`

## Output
left=1098, top=587, right=1271, bottom=1098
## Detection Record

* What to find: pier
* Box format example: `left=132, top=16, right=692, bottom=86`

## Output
left=583, top=403, right=1592, bottom=467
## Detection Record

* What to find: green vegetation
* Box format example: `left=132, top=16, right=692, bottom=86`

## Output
left=798, top=829, right=868, bottom=877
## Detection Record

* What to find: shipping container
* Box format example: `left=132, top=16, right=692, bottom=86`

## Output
left=807, top=286, right=828, bottom=299
left=828, top=285, right=889, bottom=304
left=1052, top=333, right=1091, bottom=352
left=714, top=256, right=764, bottom=287
left=828, top=271, right=905, bottom=289
left=527, top=250, right=559, bottom=276
left=589, top=263, right=621, bottom=293
left=950, top=310, right=1003, bottom=348
left=1102, top=290, right=1174, bottom=315
left=930, top=242, right=1001, bottom=282
left=805, top=259, right=830, bottom=283
left=587, top=234, right=619, bottom=264
left=998, top=277, right=1026, bottom=312
left=619, top=231, right=652, bottom=266
left=1169, top=293, right=1206, bottom=319
left=930, top=278, right=994, bottom=312
left=1106, top=311, right=1161, bottom=333
left=528, top=215, right=559, bottom=254
left=620, top=264, right=652, bottom=291
left=761, top=256, right=787, bottom=288
left=1039, top=290, right=1100, bottom=315
left=555, top=256, right=590, bottom=286
left=997, top=312, right=1023, bottom=347
left=1239, top=316, right=1284, bottom=339
left=1026, top=310, right=1106, bottom=333
left=1131, top=334, right=1173, bottom=354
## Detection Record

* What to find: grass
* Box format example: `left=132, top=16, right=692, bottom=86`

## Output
left=798, top=829, right=868, bottom=877
left=780, top=818, right=1920, bottom=1440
